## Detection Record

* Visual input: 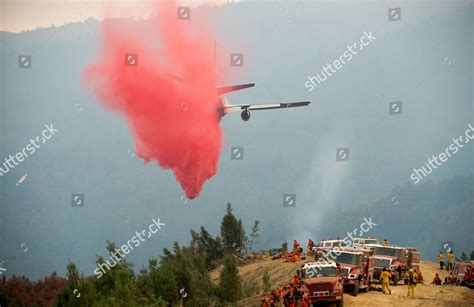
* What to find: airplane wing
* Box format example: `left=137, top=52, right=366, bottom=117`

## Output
left=224, top=101, right=311, bottom=113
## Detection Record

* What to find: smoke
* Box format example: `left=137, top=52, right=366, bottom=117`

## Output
left=84, top=1, right=223, bottom=199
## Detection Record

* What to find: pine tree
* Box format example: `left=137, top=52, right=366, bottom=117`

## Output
left=197, top=226, right=223, bottom=269
left=461, top=252, right=467, bottom=261
left=248, top=220, right=260, bottom=254
left=238, top=219, right=246, bottom=255
left=471, top=250, right=474, bottom=260
left=220, top=203, right=244, bottom=254
left=218, top=255, right=242, bottom=302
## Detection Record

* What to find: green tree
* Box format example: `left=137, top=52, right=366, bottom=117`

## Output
left=220, top=203, right=245, bottom=254
left=471, top=250, right=474, bottom=260
left=461, top=252, right=467, bottom=261
left=193, top=226, right=223, bottom=269
left=218, top=255, right=242, bottom=302
left=66, top=261, right=79, bottom=285
left=238, top=219, right=247, bottom=255
left=247, top=220, right=260, bottom=254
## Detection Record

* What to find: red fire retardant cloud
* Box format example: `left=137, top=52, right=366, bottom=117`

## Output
left=84, top=2, right=223, bottom=199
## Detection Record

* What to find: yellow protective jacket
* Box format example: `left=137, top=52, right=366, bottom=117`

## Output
left=405, top=271, right=417, bottom=285
left=438, top=253, right=444, bottom=261
left=447, top=253, right=454, bottom=263
left=380, top=271, right=391, bottom=283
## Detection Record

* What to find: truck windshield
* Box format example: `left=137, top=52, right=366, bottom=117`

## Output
left=365, top=239, right=378, bottom=244
left=314, top=267, right=337, bottom=277
left=333, top=253, right=358, bottom=265
left=333, top=241, right=347, bottom=247
left=374, top=247, right=399, bottom=257
left=305, top=267, right=337, bottom=278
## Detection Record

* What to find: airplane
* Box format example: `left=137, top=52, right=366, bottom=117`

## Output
left=172, top=41, right=311, bottom=121
left=216, top=83, right=311, bottom=121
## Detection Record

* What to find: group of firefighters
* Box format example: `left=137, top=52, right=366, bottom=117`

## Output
left=379, top=267, right=419, bottom=298
left=438, top=250, right=456, bottom=271
left=259, top=275, right=310, bottom=307
left=281, top=240, right=314, bottom=263
left=260, top=240, right=315, bottom=306
left=261, top=238, right=434, bottom=305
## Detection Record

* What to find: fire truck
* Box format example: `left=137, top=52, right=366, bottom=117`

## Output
left=369, top=244, right=411, bottom=286
left=299, top=260, right=344, bottom=307
left=446, top=261, right=474, bottom=288
left=332, top=248, right=375, bottom=295
left=312, top=239, right=347, bottom=256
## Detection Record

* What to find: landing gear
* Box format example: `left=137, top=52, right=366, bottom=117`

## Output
left=241, top=109, right=251, bottom=121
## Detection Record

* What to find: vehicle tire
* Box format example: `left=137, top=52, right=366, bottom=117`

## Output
left=393, top=273, right=399, bottom=286
left=352, top=281, right=360, bottom=296
left=336, top=299, right=344, bottom=307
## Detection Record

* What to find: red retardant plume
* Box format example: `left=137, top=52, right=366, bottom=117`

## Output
left=84, top=1, right=223, bottom=199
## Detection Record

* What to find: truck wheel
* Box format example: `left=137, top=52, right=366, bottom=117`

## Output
left=393, top=273, right=399, bottom=286
left=353, top=281, right=360, bottom=296
left=336, top=300, right=344, bottom=307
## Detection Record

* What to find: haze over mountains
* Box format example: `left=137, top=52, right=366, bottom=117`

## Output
left=0, top=1, right=472, bottom=280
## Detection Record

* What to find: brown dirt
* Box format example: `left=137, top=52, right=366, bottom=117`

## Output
left=211, top=258, right=474, bottom=306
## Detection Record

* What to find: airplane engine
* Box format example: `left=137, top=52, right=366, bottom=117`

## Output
left=241, top=110, right=251, bottom=121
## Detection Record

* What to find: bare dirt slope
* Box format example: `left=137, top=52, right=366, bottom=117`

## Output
left=211, top=258, right=474, bottom=306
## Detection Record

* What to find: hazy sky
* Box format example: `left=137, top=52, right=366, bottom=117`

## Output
left=0, top=0, right=235, bottom=33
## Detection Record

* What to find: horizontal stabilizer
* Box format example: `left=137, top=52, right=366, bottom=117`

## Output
left=217, top=83, right=255, bottom=95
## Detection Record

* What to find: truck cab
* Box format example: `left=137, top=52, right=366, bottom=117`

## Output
left=353, top=237, right=379, bottom=248
left=300, top=260, right=344, bottom=307
left=332, top=248, right=375, bottom=296
left=313, top=239, right=347, bottom=256
left=370, top=244, right=408, bottom=285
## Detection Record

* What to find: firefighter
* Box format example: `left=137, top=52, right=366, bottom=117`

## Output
left=277, top=287, right=285, bottom=301
left=405, top=268, right=417, bottom=298
left=382, top=238, right=388, bottom=246
left=417, top=270, right=424, bottom=284
left=291, top=253, right=299, bottom=263
left=269, top=290, right=279, bottom=304
left=284, top=289, right=295, bottom=307
left=293, top=240, right=300, bottom=251
left=301, top=292, right=311, bottom=307
left=432, top=273, right=442, bottom=285
left=379, top=267, right=392, bottom=295
left=290, top=275, right=300, bottom=287
left=307, top=239, right=314, bottom=255
left=447, top=251, right=455, bottom=271
left=438, top=251, right=445, bottom=270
